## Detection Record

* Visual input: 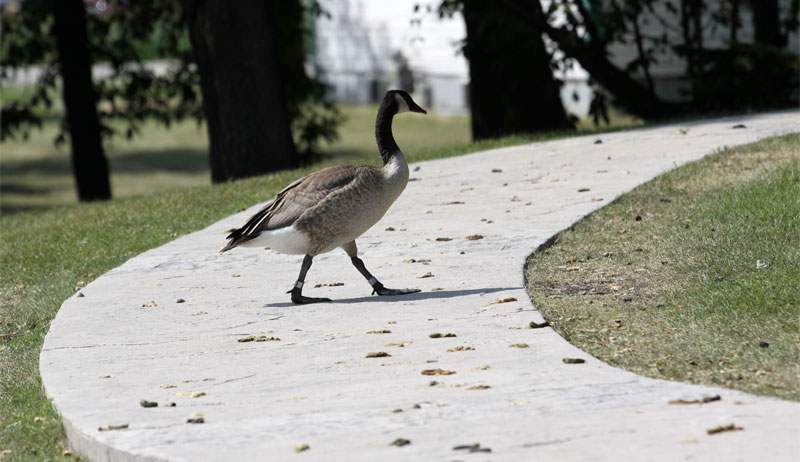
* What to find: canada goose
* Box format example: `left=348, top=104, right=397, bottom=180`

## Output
left=221, top=90, right=427, bottom=304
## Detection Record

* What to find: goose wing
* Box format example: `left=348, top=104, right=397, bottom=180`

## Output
left=222, top=165, right=362, bottom=251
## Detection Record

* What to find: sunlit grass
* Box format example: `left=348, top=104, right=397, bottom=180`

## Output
left=526, top=134, right=800, bottom=401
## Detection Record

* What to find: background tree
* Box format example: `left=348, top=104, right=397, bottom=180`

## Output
left=1, top=0, right=342, bottom=189
left=52, top=0, right=110, bottom=201
left=181, top=0, right=297, bottom=182
left=458, top=0, right=573, bottom=140
left=436, top=0, right=798, bottom=125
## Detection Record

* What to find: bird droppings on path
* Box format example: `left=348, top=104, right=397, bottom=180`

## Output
left=238, top=336, right=280, bottom=343
left=707, top=424, right=743, bottom=435
left=529, top=321, right=550, bottom=329
left=421, top=369, right=456, bottom=376
left=140, top=301, right=157, bottom=307
left=176, top=391, right=205, bottom=398
left=469, top=365, right=491, bottom=371
left=669, top=395, right=721, bottom=405
left=385, top=341, right=412, bottom=347
left=365, top=329, right=392, bottom=334
left=429, top=333, right=457, bottom=338
left=466, top=234, right=483, bottom=240
left=417, top=272, right=434, bottom=278
left=491, top=297, right=517, bottom=304
left=562, top=358, right=586, bottom=364
left=366, top=352, right=391, bottom=358
left=509, top=343, right=530, bottom=348
left=313, top=282, right=344, bottom=288
left=468, top=385, right=491, bottom=390
left=294, top=444, right=310, bottom=453
left=403, top=258, right=431, bottom=264
left=454, top=443, right=492, bottom=453
left=98, top=424, right=128, bottom=432
left=186, top=417, right=205, bottom=424
left=391, top=438, right=411, bottom=447
left=435, top=237, right=452, bottom=242
left=139, top=400, right=157, bottom=408
left=447, top=346, right=475, bottom=352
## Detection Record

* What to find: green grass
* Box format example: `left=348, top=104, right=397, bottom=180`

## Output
left=525, top=134, right=800, bottom=401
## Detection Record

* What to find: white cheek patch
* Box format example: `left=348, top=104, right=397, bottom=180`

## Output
left=394, top=93, right=410, bottom=113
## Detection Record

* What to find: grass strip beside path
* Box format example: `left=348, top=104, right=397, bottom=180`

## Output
left=526, top=134, right=800, bottom=401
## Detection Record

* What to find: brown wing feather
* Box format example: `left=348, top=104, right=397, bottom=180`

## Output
left=221, top=165, right=363, bottom=252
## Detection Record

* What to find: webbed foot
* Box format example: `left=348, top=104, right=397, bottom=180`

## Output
left=372, top=283, right=421, bottom=296
left=288, top=287, right=332, bottom=304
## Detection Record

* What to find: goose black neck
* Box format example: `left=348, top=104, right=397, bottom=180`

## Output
left=375, top=106, right=399, bottom=165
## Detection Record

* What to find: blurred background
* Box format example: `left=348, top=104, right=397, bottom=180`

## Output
left=1, top=0, right=797, bottom=214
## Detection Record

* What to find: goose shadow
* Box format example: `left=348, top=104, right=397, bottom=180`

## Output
left=264, top=286, right=521, bottom=308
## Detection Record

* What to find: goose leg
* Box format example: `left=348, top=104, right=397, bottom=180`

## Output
left=350, top=256, right=421, bottom=296
left=342, top=241, right=420, bottom=296
left=288, top=254, right=332, bottom=304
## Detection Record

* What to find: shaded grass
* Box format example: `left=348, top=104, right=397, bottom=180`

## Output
left=525, top=134, right=800, bottom=401
left=0, top=104, right=471, bottom=214
left=0, top=101, right=640, bottom=214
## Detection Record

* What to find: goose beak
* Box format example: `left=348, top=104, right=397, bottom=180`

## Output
left=409, top=100, right=427, bottom=114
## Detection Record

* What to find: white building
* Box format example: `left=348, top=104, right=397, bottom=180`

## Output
left=312, top=0, right=470, bottom=114
left=312, top=0, right=799, bottom=117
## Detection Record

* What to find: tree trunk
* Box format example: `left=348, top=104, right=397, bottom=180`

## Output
left=52, top=0, right=111, bottom=201
left=543, top=23, right=671, bottom=119
left=462, top=0, right=572, bottom=141
left=730, top=0, right=740, bottom=44
left=181, top=0, right=297, bottom=183
left=750, top=0, right=785, bottom=47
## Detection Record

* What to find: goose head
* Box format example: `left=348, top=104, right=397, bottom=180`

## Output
left=383, top=90, right=427, bottom=115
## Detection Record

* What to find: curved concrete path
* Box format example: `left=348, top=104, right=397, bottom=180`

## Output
left=42, top=112, right=799, bottom=461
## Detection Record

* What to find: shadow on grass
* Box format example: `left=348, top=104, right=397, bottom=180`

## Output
left=1, top=148, right=209, bottom=177
left=0, top=148, right=209, bottom=215
left=108, top=148, right=209, bottom=174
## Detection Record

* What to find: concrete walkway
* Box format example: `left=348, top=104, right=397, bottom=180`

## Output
left=41, top=112, right=799, bottom=461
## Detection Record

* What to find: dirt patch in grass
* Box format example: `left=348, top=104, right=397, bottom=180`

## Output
left=526, top=134, right=800, bottom=401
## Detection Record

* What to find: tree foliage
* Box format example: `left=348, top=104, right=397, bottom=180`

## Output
left=437, top=0, right=798, bottom=122
left=0, top=0, right=342, bottom=159
left=1, top=0, right=201, bottom=144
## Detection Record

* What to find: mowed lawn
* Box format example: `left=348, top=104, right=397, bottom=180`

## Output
left=526, top=134, right=800, bottom=401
